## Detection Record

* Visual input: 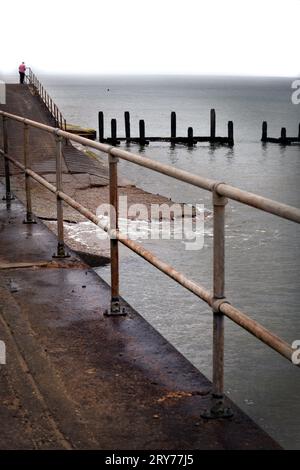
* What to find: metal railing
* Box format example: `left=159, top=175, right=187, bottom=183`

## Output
left=0, top=109, right=299, bottom=418
left=25, top=68, right=66, bottom=131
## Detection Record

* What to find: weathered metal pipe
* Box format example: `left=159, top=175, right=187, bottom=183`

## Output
left=212, top=191, right=227, bottom=398
left=106, top=153, right=124, bottom=315
left=216, top=183, right=300, bottom=224
left=1, top=110, right=299, bottom=225
left=0, top=148, right=297, bottom=365
left=23, top=123, right=35, bottom=224
left=2, top=116, right=14, bottom=201
left=204, top=190, right=234, bottom=418
left=53, top=136, right=69, bottom=258
left=220, top=302, right=293, bottom=362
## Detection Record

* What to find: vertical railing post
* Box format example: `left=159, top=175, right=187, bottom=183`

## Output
left=202, top=187, right=232, bottom=419
left=64, top=119, right=68, bottom=145
left=105, top=152, right=126, bottom=316
left=53, top=135, right=69, bottom=258
left=213, top=190, right=226, bottom=396
left=2, top=116, right=14, bottom=201
left=23, top=123, right=36, bottom=224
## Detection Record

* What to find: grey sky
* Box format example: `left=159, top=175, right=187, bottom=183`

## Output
left=1, top=0, right=299, bottom=76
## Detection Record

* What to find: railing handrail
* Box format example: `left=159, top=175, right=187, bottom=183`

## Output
left=24, top=67, right=66, bottom=131
left=0, top=108, right=299, bottom=418
left=1, top=109, right=300, bottom=224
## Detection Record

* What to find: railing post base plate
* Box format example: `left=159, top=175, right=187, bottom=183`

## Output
left=201, top=395, right=233, bottom=420
left=52, top=243, right=70, bottom=259
left=104, top=298, right=127, bottom=317
left=23, top=213, right=37, bottom=224
left=2, top=193, right=15, bottom=202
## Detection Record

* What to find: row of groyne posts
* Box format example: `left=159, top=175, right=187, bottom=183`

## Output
left=23, top=68, right=300, bottom=147
left=98, top=111, right=300, bottom=147
left=261, top=121, right=300, bottom=145
left=98, top=109, right=234, bottom=147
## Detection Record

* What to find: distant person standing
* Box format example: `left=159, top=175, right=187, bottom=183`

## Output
left=18, top=62, right=26, bottom=84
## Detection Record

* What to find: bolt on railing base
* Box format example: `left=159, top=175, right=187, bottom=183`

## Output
left=201, top=394, right=233, bottom=419
left=23, top=212, right=37, bottom=224
left=52, top=243, right=70, bottom=259
left=2, top=193, right=15, bottom=202
left=104, top=298, right=127, bottom=317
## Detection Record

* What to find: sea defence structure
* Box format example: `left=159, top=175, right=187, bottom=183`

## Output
left=98, top=109, right=234, bottom=146
left=0, top=72, right=299, bottom=449
left=25, top=68, right=96, bottom=140
left=261, top=120, right=300, bottom=145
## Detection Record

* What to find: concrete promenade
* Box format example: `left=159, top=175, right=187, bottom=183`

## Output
left=0, top=188, right=280, bottom=449
left=0, top=84, right=281, bottom=449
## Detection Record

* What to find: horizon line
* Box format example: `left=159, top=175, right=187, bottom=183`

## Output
left=1, top=70, right=299, bottom=79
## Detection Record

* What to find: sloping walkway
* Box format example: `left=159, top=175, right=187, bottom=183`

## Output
left=0, top=84, right=108, bottom=179
left=0, top=189, right=280, bottom=449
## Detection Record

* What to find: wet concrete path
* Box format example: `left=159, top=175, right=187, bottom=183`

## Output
left=0, top=84, right=176, bottom=260
left=0, top=84, right=109, bottom=179
left=0, top=187, right=280, bottom=449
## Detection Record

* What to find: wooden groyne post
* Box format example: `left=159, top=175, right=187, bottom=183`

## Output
left=280, top=127, right=287, bottom=145
left=125, top=111, right=131, bottom=143
left=111, top=119, right=118, bottom=146
left=171, top=111, right=176, bottom=143
left=210, top=109, right=216, bottom=140
left=139, top=119, right=149, bottom=146
left=228, top=121, right=234, bottom=146
left=98, top=111, right=104, bottom=143
left=187, top=127, right=194, bottom=147
left=261, top=121, right=268, bottom=142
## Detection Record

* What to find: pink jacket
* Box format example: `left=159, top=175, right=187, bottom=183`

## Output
left=19, top=64, right=26, bottom=73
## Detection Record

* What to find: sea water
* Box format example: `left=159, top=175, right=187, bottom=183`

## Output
left=17, top=74, right=300, bottom=448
